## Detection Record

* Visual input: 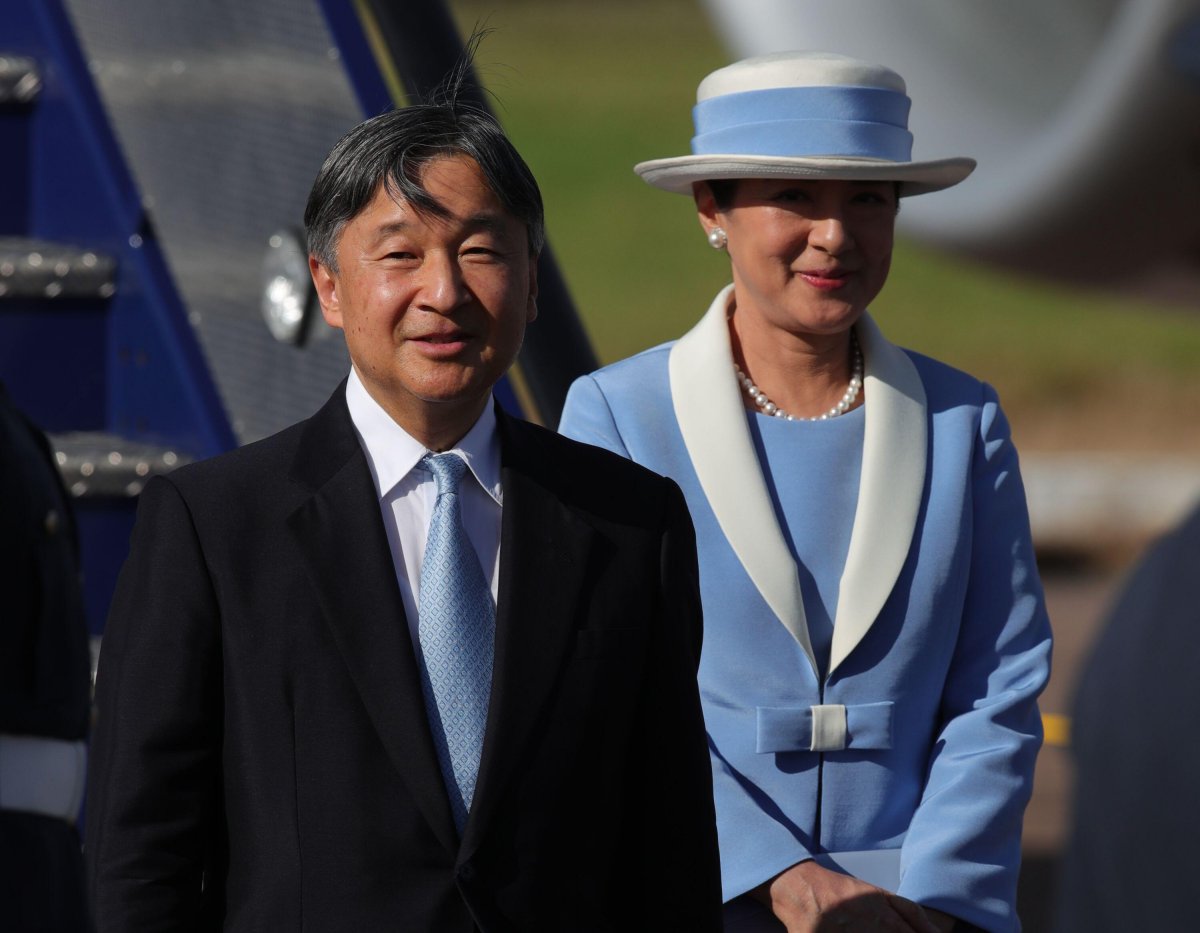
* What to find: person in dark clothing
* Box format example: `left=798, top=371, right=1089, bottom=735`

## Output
left=1055, top=501, right=1200, bottom=933
left=0, top=383, right=92, bottom=931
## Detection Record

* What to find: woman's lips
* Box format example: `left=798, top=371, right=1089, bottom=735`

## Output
left=799, top=269, right=850, bottom=290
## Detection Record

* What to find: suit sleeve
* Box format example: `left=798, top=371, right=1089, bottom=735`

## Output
left=625, top=478, right=723, bottom=928
left=86, top=475, right=225, bottom=932
left=898, top=386, right=1053, bottom=932
left=563, top=375, right=723, bottom=923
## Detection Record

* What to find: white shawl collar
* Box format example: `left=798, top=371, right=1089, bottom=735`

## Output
left=668, top=286, right=927, bottom=678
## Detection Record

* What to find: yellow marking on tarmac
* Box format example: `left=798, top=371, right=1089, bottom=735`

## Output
left=1042, top=713, right=1070, bottom=748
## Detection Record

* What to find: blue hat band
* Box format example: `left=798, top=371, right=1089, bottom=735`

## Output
left=691, top=85, right=914, bottom=162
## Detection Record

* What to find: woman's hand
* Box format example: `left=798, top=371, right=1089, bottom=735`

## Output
left=751, top=860, right=941, bottom=932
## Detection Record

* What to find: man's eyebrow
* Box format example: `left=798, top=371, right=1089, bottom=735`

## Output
left=367, top=212, right=509, bottom=242
left=461, top=212, right=509, bottom=235
left=370, top=220, right=413, bottom=241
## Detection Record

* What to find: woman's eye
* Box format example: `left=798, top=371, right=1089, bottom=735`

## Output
left=853, top=189, right=895, bottom=207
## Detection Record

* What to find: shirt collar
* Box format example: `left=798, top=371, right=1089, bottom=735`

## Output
left=344, top=368, right=502, bottom=505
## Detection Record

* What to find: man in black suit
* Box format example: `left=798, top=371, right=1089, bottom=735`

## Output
left=85, top=91, right=721, bottom=931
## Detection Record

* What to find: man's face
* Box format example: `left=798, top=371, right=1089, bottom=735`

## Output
left=311, top=155, right=538, bottom=435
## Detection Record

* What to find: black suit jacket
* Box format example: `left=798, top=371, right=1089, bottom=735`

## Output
left=85, top=387, right=721, bottom=931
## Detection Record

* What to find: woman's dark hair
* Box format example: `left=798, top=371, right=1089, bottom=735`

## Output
left=304, top=57, right=544, bottom=270
left=702, top=178, right=903, bottom=212
left=704, top=178, right=740, bottom=211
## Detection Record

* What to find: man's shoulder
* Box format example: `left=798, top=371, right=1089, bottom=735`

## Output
left=501, top=411, right=680, bottom=520
left=168, top=381, right=350, bottom=492
left=169, top=418, right=309, bottom=488
left=149, top=410, right=338, bottom=530
left=505, top=411, right=665, bottom=480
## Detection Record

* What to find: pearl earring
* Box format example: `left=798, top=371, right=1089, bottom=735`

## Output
left=707, top=227, right=727, bottom=250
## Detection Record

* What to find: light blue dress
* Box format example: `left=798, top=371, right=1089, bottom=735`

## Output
left=558, top=286, right=1052, bottom=933
left=745, top=407, right=863, bottom=680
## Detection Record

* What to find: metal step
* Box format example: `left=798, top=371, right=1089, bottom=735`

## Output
left=50, top=432, right=192, bottom=498
left=0, top=238, right=116, bottom=300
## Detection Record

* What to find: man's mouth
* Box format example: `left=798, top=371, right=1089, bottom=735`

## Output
left=412, top=330, right=472, bottom=356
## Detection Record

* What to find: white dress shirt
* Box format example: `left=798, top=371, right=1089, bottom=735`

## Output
left=344, top=369, right=503, bottom=647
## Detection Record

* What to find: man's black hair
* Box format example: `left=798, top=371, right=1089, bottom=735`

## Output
left=305, top=47, right=544, bottom=270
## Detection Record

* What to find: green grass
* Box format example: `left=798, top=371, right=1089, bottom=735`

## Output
left=877, top=242, right=1200, bottom=432
left=449, top=0, right=1200, bottom=449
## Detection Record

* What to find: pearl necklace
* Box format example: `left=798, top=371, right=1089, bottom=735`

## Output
left=734, top=332, right=863, bottom=421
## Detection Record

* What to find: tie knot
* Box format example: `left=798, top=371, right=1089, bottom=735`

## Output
left=423, top=452, right=469, bottom=495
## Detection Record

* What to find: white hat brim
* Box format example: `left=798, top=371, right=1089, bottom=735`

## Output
left=634, top=154, right=976, bottom=196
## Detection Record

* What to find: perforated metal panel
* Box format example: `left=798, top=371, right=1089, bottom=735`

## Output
left=62, top=0, right=364, bottom=443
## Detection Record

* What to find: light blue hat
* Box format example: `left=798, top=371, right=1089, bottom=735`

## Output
left=635, top=51, right=975, bottom=197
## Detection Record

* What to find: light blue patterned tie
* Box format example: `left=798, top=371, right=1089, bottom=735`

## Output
left=416, top=452, right=495, bottom=833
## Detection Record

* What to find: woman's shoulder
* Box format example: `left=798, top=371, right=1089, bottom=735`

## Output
left=561, top=342, right=679, bottom=445
left=570, top=341, right=676, bottom=406
left=896, top=347, right=1017, bottom=454
left=587, top=341, right=675, bottom=385
left=901, top=346, right=1000, bottom=411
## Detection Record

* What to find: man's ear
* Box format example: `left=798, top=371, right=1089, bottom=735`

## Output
left=310, top=255, right=343, bottom=330
left=525, top=254, right=539, bottom=324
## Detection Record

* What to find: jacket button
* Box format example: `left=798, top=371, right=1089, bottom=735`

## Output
left=458, top=864, right=475, bottom=882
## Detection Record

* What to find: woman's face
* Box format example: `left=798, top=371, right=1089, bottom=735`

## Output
left=697, top=178, right=897, bottom=340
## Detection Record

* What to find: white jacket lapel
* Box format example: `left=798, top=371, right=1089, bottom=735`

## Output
left=829, top=313, right=926, bottom=675
left=669, top=286, right=818, bottom=674
left=669, top=288, right=928, bottom=679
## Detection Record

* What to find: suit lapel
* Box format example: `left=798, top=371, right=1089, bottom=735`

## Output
left=286, top=386, right=459, bottom=854
left=460, top=409, right=591, bottom=857
left=669, top=290, right=927, bottom=678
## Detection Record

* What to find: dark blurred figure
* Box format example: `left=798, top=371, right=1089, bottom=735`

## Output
left=0, top=382, right=91, bottom=931
left=1055, top=501, right=1200, bottom=933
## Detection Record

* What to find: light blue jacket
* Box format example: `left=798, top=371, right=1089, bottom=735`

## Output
left=559, top=286, right=1052, bottom=933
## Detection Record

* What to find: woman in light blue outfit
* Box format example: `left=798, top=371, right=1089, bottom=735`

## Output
left=559, top=52, right=1051, bottom=933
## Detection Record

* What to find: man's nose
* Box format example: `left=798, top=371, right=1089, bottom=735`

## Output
left=414, top=252, right=467, bottom=313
